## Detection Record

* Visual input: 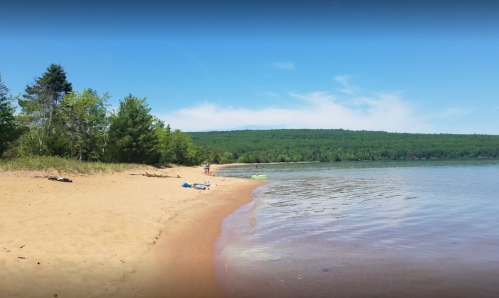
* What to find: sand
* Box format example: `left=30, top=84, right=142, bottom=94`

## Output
left=0, top=165, right=263, bottom=298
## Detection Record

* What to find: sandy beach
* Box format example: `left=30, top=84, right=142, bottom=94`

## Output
left=0, top=165, right=263, bottom=298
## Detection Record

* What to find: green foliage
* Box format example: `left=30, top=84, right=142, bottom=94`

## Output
left=107, top=94, right=160, bottom=164
left=1, top=68, right=205, bottom=167
left=165, top=129, right=205, bottom=166
left=275, top=154, right=290, bottom=162
left=0, top=74, right=22, bottom=157
left=150, top=120, right=206, bottom=166
left=59, top=89, right=109, bottom=161
left=29, top=64, right=72, bottom=105
left=167, top=129, right=191, bottom=164
left=153, top=119, right=172, bottom=164
left=17, top=64, right=73, bottom=156
left=202, top=147, right=232, bottom=164
left=189, top=129, right=499, bottom=163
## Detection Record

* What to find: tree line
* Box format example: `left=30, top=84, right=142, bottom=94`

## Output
left=0, top=64, right=205, bottom=166
left=3, top=64, right=499, bottom=166
left=188, top=129, right=499, bottom=163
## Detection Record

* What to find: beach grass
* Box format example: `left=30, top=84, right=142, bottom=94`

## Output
left=0, top=156, right=148, bottom=174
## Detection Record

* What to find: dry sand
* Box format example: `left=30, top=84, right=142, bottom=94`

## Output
left=0, top=165, right=263, bottom=298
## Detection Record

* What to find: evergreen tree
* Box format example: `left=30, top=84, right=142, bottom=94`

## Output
left=107, top=94, right=159, bottom=164
left=0, top=74, right=21, bottom=157
left=18, top=64, right=72, bottom=155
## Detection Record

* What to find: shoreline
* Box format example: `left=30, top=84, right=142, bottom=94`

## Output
left=0, top=165, right=264, bottom=298
left=149, top=170, right=264, bottom=298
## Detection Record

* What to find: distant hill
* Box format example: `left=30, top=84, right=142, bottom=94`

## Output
left=187, top=129, right=499, bottom=164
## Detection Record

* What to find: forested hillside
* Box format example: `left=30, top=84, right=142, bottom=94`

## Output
left=188, top=129, right=499, bottom=163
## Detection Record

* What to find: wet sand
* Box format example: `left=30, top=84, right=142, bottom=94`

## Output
left=0, top=165, right=263, bottom=298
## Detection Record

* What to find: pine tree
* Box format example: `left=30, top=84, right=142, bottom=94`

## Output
left=0, top=73, right=21, bottom=157
left=107, top=94, right=159, bottom=164
left=18, top=64, right=72, bottom=155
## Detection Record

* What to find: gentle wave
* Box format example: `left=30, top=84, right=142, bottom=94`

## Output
left=215, top=160, right=499, bottom=298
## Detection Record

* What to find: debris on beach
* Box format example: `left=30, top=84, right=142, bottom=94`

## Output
left=48, top=177, right=72, bottom=182
left=181, top=182, right=206, bottom=190
left=130, top=172, right=181, bottom=178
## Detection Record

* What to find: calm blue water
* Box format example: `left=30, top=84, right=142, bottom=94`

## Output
left=215, top=160, right=499, bottom=298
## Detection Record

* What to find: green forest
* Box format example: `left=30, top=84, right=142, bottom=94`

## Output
left=2, top=64, right=499, bottom=167
left=189, top=129, right=499, bottom=164
left=0, top=64, right=205, bottom=166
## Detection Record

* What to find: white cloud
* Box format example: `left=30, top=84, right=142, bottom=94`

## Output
left=271, top=62, right=295, bottom=70
left=157, top=91, right=433, bottom=133
left=334, top=75, right=359, bottom=95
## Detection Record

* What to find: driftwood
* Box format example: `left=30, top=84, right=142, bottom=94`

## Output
left=130, top=172, right=181, bottom=178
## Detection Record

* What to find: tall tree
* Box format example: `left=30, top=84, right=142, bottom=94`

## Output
left=0, top=73, right=21, bottom=157
left=107, top=94, right=159, bottom=164
left=153, top=118, right=172, bottom=164
left=152, top=118, right=204, bottom=166
left=166, top=129, right=205, bottom=166
left=59, top=89, right=109, bottom=161
left=18, top=64, right=72, bottom=155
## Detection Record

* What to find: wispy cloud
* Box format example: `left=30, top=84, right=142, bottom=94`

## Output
left=443, top=107, right=473, bottom=116
left=334, top=75, right=359, bottom=95
left=271, top=62, right=295, bottom=70
left=260, top=92, right=280, bottom=98
left=157, top=91, right=432, bottom=133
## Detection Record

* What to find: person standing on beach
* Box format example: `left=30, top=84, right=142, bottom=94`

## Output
left=204, top=161, right=210, bottom=175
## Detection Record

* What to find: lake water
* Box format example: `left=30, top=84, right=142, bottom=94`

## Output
left=214, top=160, right=499, bottom=298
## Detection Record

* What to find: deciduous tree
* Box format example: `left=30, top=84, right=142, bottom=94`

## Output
left=59, top=89, right=109, bottom=160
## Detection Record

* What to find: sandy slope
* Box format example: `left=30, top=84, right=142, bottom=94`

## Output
left=0, top=165, right=263, bottom=298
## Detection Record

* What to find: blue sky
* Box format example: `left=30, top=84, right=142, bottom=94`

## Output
left=1, top=0, right=498, bottom=134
